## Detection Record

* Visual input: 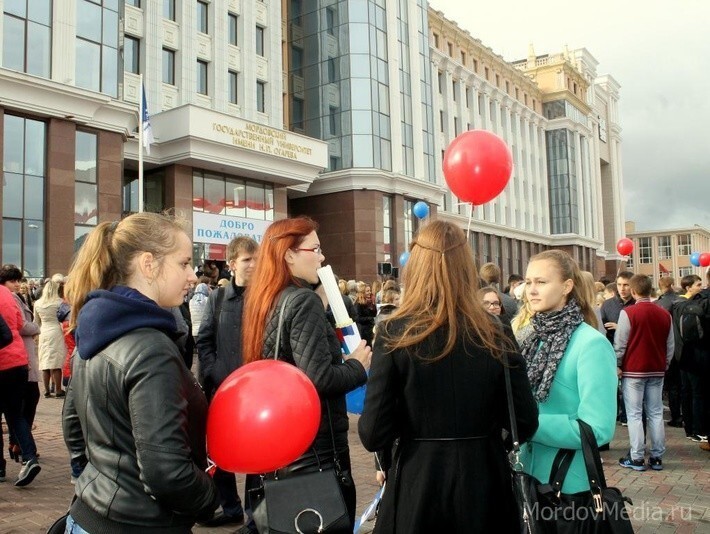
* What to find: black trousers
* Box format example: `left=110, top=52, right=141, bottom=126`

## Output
left=0, top=366, right=37, bottom=461
left=664, top=360, right=683, bottom=423
left=681, top=370, right=706, bottom=436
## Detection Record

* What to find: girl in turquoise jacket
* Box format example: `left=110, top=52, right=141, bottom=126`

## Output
left=519, top=250, right=617, bottom=493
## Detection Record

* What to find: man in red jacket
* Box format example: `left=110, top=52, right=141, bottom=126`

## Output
left=0, top=284, right=41, bottom=486
left=615, top=275, right=674, bottom=471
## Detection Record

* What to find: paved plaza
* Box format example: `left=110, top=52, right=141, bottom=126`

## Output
left=1, top=395, right=708, bottom=533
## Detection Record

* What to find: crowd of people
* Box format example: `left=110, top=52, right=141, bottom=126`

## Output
left=0, top=212, right=709, bottom=533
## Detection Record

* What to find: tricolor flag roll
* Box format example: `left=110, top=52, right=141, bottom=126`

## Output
left=316, top=265, right=362, bottom=355
left=141, top=84, right=154, bottom=155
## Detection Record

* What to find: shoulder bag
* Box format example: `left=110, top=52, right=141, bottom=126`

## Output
left=249, top=291, right=351, bottom=533
left=503, top=362, right=635, bottom=534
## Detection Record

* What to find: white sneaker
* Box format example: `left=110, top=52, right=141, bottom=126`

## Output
left=15, top=458, right=41, bottom=487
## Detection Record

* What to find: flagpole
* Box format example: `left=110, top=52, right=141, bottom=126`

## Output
left=138, top=74, right=144, bottom=213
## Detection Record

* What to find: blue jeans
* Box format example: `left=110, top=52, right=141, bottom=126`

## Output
left=65, top=515, right=91, bottom=534
left=622, top=377, right=665, bottom=460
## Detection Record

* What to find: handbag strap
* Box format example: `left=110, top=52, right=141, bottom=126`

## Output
left=577, top=419, right=607, bottom=490
left=502, top=357, right=523, bottom=470
left=273, top=290, right=295, bottom=361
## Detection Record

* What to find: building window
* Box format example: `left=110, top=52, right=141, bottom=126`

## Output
left=403, top=200, right=415, bottom=252
left=638, top=237, right=652, bottom=264
left=290, top=0, right=302, bottom=26
left=2, top=0, right=52, bottom=77
left=292, top=96, right=304, bottom=129
left=256, top=26, right=265, bottom=56
left=124, top=36, right=140, bottom=74
left=75, top=131, right=98, bottom=241
left=329, top=106, right=338, bottom=136
left=452, top=80, right=457, bottom=100
left=657, top=235, right=671, bottom=260
left=505, top=81, right=510, bottom=93
left=197, top=1, right=208, bottom=34
left=326, top=7, right=336, bottom=35
left=495, top=74, right=500, bottom=87
left=437, top=71, right=443, bottom=93
left=327, top=57, right=336, bottom=83
left=162, top=48, right=175, bottom=84
left=484, top=67, right=489, bottom=80
left=291, top=46, right=303, bottom=77
left=256, top=81, right=266, bottom=112
left=679, top=266, right=694, bottom=278
left=197, top=60, right=208, bottom=95
left=447, top=42, right=452, bottom=56
left=433, top=33, right=439, bottom=48
left=75, top=0, right=119, bottom=97
left=228, top=13, right=238, bottom=46
left=126, top=0, right=140, bottom=6
left=2, top=114, right=46, bottom=277
left=228, top=70, right=238, bottom=104
left=472, top=59, right=478, bottom=72
left=192, top=171, right=274, bottom=221
left=677, top=234, right=691, bottom=256
left=383, top=195, right=393, bottom=262
left=163, top=0, right=176, bottom=21
left=460, top=51, right=466, bottom=65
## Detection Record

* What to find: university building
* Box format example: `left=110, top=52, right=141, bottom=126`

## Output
left=1, top=0, right=625, bottom=282
left=625, top=221, right=710, bottom=288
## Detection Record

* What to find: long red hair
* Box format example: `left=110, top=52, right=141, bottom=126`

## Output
left=242, top=217, right=319, bottom=364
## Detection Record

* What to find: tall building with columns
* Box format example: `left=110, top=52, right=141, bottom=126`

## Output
left=0, top=1, right=625, bottom=282
left=429, top=8, right=625, bottom=281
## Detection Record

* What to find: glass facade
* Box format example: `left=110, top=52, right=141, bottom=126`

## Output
left=192, top=171, right=274, bottom=221
left=122, top=170, right=165, bottom=215
left=287, top=0, right=438, bottom=175
left=75, top=131, right=98, bottom=242
left=546, top=129, right=578, bottom=234
left=75, top=0, right=119, bottom=97
left=2, top=114, right=46, bottom=277
left=2, top=0, right=52, bottom=78
left=383, top=195, right=392, bottom=262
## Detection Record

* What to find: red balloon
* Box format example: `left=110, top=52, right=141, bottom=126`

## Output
left=206, top=360, right=321, bottom=473
left=616, top=238, right=634, bottom=256
left=442, top=130, right=513, bottom=205
left=700, top=253, right=710, bottom=267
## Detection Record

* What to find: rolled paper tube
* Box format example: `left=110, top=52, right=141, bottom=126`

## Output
left=336, top=321, right=362, bottom=355
left=317, top=265, right=350, bottom=324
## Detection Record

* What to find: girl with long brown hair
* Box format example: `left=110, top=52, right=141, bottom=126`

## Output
left=242, top=216, right=370, bottom=531
left=358, top=220, right=538, bottom=533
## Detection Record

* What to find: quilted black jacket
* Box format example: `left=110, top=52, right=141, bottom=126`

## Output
left=265, top=284, right=368, bottom=451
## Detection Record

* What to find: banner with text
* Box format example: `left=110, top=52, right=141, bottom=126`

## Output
left=193, top=211, right=272, bottom=245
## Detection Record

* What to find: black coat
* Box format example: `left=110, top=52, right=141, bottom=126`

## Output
left=196, top=282, right=246, bottom=396
left=358, top=318, right=538, bottom=534
left=264, top=284, right=367, bottom=452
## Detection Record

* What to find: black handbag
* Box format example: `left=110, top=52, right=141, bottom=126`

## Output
left=503, top=364, right=634, bottom=534
left=248, top=292, right=351, bottom=534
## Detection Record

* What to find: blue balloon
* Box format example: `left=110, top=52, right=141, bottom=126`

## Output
left=690, top=252, right=701, bottom=267
left=412, top=201, right=430, bottom=219
left=399, top=251, right=410, bottom=266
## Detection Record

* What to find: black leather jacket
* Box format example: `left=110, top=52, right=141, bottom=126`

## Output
left=63, top=328, right=219, bottom=533
left=265, top=285, right=367, bottom=451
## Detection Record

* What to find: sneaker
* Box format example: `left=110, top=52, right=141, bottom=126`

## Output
left=699, top=435, right=709, bottom=443
left=55, top=391, right=66, bottom=398
left=687, top=434, right=707, bottom=442
left=620, top=421, right=628, bottom=427
left=14, top=458, right=41, bottom=487
left=619, top=456, right=647, bottom=471
left=648, top=457, right=663, bottom=471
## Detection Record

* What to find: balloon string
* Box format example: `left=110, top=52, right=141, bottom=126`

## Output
left=466, top=203, right=474, bottom=239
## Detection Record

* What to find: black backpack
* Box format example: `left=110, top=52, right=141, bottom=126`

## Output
left=672, top=297, right=709, bottom=360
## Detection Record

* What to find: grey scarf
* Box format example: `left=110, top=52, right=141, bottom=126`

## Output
left=520, top=298, right=584, bottom=402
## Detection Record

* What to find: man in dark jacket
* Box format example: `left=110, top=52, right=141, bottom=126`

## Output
left=196, top=237, right=258, bottom=527
left=600, top=271, right=636, bottom=425
left=656, top=276, right=683, bottom=426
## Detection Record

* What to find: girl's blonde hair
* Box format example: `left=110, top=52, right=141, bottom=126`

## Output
left=64, top=213, right=188, bottom=331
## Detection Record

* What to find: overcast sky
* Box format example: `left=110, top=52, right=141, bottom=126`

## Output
left=429, top=0, right=710, bottom=232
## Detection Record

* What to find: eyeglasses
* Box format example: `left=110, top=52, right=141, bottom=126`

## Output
left=482, top=301, right=501, bottom=309
left=294, top=246, right=323, bottom=255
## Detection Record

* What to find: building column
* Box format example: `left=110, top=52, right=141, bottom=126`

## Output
left=97, top=130, right=124, bottom=224
left=45, top=119, right=77, bottom=276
